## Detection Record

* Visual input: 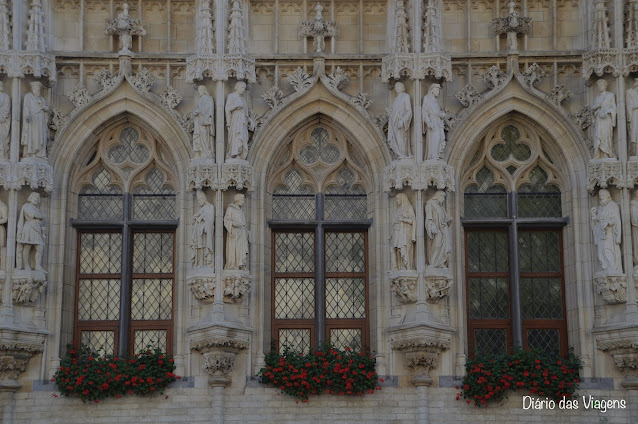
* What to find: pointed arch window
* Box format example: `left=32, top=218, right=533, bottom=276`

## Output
left=72, top=124, right=178, bottom=356
left=462, top=122, right=568, bottom=357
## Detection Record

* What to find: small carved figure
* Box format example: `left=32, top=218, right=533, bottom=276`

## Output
left=21, top=81, right=49, bottom=160
left=422, top=83, right=447, bottom=161
left=0, top=81, right=10, bottom=160
left=300, top=3, right=337, bottom=54
left=626, top=78, right=638, bottom=156
left=591, top=189, right=623, bottom=274
left=225, top=81, right=255, bottom=160
left=387, top=82, right=412, bottom=159
left=16, top=192, right=46, bottom=272
left=105, top=2, right=146, bottom=55
left=631, top=190, right=638, bottom=267
left=592, top=79, right=617, bottom=159
left=192, top=85, right=215, bottom=159
left=425, top=190, right=451, bottom=269
left=391, top=193, right=416, bottom=270
left=191, top=190, right=215, bottom=268
left=224, top=193, right=249, bottom=270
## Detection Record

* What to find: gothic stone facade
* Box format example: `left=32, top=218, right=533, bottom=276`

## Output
left=1, top=0, right=638, bottom=423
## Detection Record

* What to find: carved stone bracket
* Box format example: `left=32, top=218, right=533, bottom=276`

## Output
left=383, top=161, right=454, bottom=192
left=221, top=162, right=254, bottom=192
left=582, top=49, right=622, bottom=79
left=221, top=270, right=251, bottom=304
left=383, top=162, right=418, bottom=191
left=391, top=336, right=451, bottom=377
left=381, top=53, right=452, bottom=82
left=594, top=272, right=627, bottom=304
left=389, top=270, right=418, bottom=304
left=190, top=335, right=249, bottom=387
left=627, top=160, right=638, bottom=188
left=423, top=271, right=452, bottom=303
left=587, top=159, right=623, bottom=191
left=597, top=337, right=638, bottom=372
left=188, top=160, right=218, bottom=190
left=0, top=329, right=46, bottom=383
left=0, top=51, right=56, bottom=81
left=624, top=48, right=638, bottom=75
left=0, top=161, right=53, bottom=192
left=11, top=270, right=47, bottom=305
left=185, top=54, right=256, bottom=83
left=188, top=274, right=216, bottom=304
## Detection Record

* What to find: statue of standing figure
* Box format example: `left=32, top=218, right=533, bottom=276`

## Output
left=391, top=193, right=416, bottom=271
left=425, top=190, right=451, bottom=269
left=192, top=85, right=215, bottom=159
left=21, top=81, right=49, bottom=160
left=0, top=81, right=10, bottom=160
left=592, top=79, right=617, bottom=159
left=191, top=190, right=215, bottom=268
left=626, top=78, right=638, bottom=157
left=591, top=189, right=623, bottom=274
left=422, top=83, right=447, bottom=161
left=387, top=82, right=412, bottom=159
left=224, top=193, right=249, bottom=270
left=225, top=81, right=255, bottom=161
left=16, top=192, right=46, bottom=272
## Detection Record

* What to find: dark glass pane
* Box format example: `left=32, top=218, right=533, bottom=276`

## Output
left=78, top=279, right=121, bottom=321
left=278, top=329, right=311, bottom=354
left=108, top=127, right=149, bottom=163
left=474, top=328, right=507, bottom=355
left=80, top=233, right=122, bottom=274
left=466, top=232, right=508, bottom=273
left=326, top=278, right=366, bottom=319
left=134, top=330, right=167, bottom=353
left=518, top=231, right=560, bottom=273
left=330, top=329, right=362, bottom=352
left=324, top=195, right=367, bottom=220
left=133, top=233, right=174, bottom=273
left=517, top=193, right=562, bottom=218
left=274, top=278, right=315, bottom=319
left=468, top=278, right=510, bottom=319
left=325, top=232, right=365, bottom=273
left=274, top=233, right=315, bottom=273
left=464, top=193, right=508, bottom=218
left=131, top=279, right=173, bottom=320
left=133, top=194, right=177, bottom=220
left=81, top=330, right=115, bottom=355
left=78, top=194, right=123, bottom=220
left=520, top=278, right=563, bottom=319
left=490, top=125, right=531, bottom=162
left=272, top=195, right=316, bottom=220
left=527, top=329, right=560, bottom=354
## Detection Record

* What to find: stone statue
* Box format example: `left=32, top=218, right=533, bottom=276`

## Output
left=21, top=81, right=49, bottom=160
left=191, top=190, right=215, bottom=268
left=422, top=83, right=446, bottom=161
left=105, top=2, right=146, bottom=55
left=391, top=193, right=416, bottom=270
left=387, top=82, right=412, bottom=159
left=591, top=189, right=623, bottom=274
left=631, top=191, right=638, bottom=268
left=16, top=192, right=46, bottom=272
left=425, top=190, right=451, bottom=269
left=592, top=79, right=617, bottom=159
left=626, top=78, right=638, bottom=156
left=0, top=81, right=10, bottom=160
left=225, top=81, right=255, bottom=161
left=224, top=193, right=249, bottom=270
left=192, top=85, right=215, bottom=159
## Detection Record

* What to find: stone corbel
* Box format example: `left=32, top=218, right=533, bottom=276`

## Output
left=597, top=337, right=638, bottom=373
left=587, top=159, right=623, bottom=192
left=627, top=160, right=638, bottom=187
left=381, top=53, right=416, bottom=82
left=188, top=161, right=218, bottom=190
left=417, top=161, right=455, bottom=191
left=11, top=271, right=47, bottom=305
left=220, top=163, right=255, bottom=192
left=0, top=329, right=46, bottom=385
left=582, top=49, right=622, bottom=79
left=389, top=270, right=418, bottom=304
left=383, top=162, right=418, bottom=191
left=0, top=162, right=53, bottom=192
left=391, top=337, right=450, bottom=382
left=221, top=270, right=251, bottom=304
left=188, top=275, right=216, bottom=304
left=424, top=272, right=453, bottom=303
left=191, top=337, right=249, bottom=387
left=594, top=273, right=627, bottom=304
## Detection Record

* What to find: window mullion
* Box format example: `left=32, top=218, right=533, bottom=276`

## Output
left=118, top=193, right=133, bottom=356
left=509, top=193, right=523, bottom=349
left=316, top=193, right=325, bottom=347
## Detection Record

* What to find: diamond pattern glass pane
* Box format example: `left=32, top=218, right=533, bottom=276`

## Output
left=325, top=232, right=365, bottom=273
left=330, top=329, right=362, bottom=352
left=464, top=193, right=508, bottom=218
left=490, top=125, right=531, bottom=162
left=518, top=231, right=560, bottom=273
left=527, top=329, right=560, bottom=354
left=108, top=127, right=150, bottom=163
left=80, top=330, right=115, bottom=356
left=272, top=195, right=316, bottom=220
left=466, top=232, right=508, bottom=272
left=325, top=195, right=367, bottom=220
left=133, top=194, right=177, bottom=220
left=326, top=278, right=365, bottom=319
left=80, top=233, right=122, bottom=274
left=278, top=329, right=311, bottom=354
left=520, top=278, right=563, bottom=319
left=133, top=233, right=174, bottom=273
left=78, top=279, right=121, bottom=320
left=517, top=193, right=562, bottom=218
left=299, top=128, right=340, bottom=164
left=468, top=278, right=510, bottom=319
left=131, top=279, right=173, bottom=320
left=474, top=329, right=507, bottom=355
left=134, top=330, right=167, bottom=353
left=275, top=278, right=315, bottom=319
left=78, top=194, right=123, bottom=220
left=274, top=233, right=315, bottom=273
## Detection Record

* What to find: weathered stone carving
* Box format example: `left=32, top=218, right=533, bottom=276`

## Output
left=287, top=67, right=313, bottom=92
left=424, top=275, right=452, bottom=302
left=221, top=162, right=255, bottom=191
left=425, top=191, right=451, bottom=271
left=627, top=79, right=638, bottom=157
left=597, top=337, right=638, bottom=371
left=16, top=193, right=46, bottom=272
left=160, top=85, right=182, bottom=109
left=190, top=337, right=249, bottom=352
left=105, top=2, right=146, bottom=55
left=594, top=274, right=627, bottom=304
left=325, top=67, right=349, bottom=91
left=21, top=81, right=49, bottom=160
left=191, top=337, right=248, bottom=385
left=383, top=161, right=454, bottom=191
left=455, top=84, right=483, bottom=108
left=222, top=270, right=251, bottom=303
left=188, top=163, right=218, bottom=190
left=394, top=0, right=410, bottom=53
left=188, top=277, right=216, bottom=303
left=26, top=0, right=47, bottom=52
left=260, top=85, right=284, bottom=109
left=422, top=83, right=447, bottom=161
left=391, top=194, right=416, bottom=271
left=583, top=0, right=621, bottom=78
left=94, top=69, right=121, bottom=91
left=12, top=276, right=46, bottom=305
left=491, top=1, right=531, bottom=51
left=66, top=83, right=91, bottom=110
left=193, top=85, right=215, bottom=160
left=390, top=272, right=417, bottom=304
left=587, top=159, right=623, bottom=191
left=227, top=0, right=246, bottom=55
left=591, top=189, right=623, bottom=275
left=226, top=81, right=255, bottom=161
left=300, top=3, right=337, bottom=54
left=546, top=85, right=573, bottom=106
left=351, top=92, right=372, bottom=110
left=224, top=194, right=249, bottom=270
left=0, top=81, right=9, bottom=160
left=191, top=190, right=215, bottom=268
left=482, top=65, right=508, bottom=90
left=0, top=342, right=44, bottom=381
left=203, top=351, right=236, bottom=376
left=592, top=0, right=611, bottom=50
left=129, top=68, right=156, bottom=92
left=572, top=106, right=593, bottom=130
left=423, top=0, right=442, bottom=52
left=628, top=0, right=638, bottom=49
left=519, top=63, right=546, bottom=87
left=388, top=82, right=413, bottom=160
left=592, top=79, right=617, bottom=159
left=391, top=337, right=450, bottom=377
left=196, top=0, right=215, bottom=55
left=15, top=162, right=53, bottom=192
left=0, top=0, right=10, bottom=51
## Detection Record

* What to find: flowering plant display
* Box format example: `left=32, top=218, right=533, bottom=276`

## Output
left=258, top=345, right=381, bottom=402
left=457, top=348, right=581, bottom=407
left=52, top=344, right=179, bottom=403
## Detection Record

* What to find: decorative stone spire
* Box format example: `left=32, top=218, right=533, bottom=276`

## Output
left=197, top=0, right=215, bottom=55
left=0, top=0, right=11, bottom=51
left=105, top=2, right=147, bottom=55
left=394, top=0, right=410, bottom=53
left=592, top=0, right=611, bottom=49
left=582, top=0, right=621, bottom=78
left=422, top=0, right=441, bottom=53
left=26, top=0, right=47, bottom=52
left=491, top=1, right=531, bottom=52
left=626, top=0, right=638, bottom=49
left=300, top=3, right=337, bottom=54
left=227, top=0, right=246, bottom=55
